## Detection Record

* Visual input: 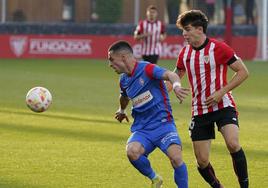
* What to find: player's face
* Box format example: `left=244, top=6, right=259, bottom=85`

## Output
left=108, top=51, right=125, bottom=74
left=182, top=24, right=204, bottom=47
left=146, top=9, right=157, bottom=21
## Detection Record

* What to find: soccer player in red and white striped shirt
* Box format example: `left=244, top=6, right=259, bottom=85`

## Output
left=134, top=5, right=166, bottom=64
left=175, top=10, right=249, bottom=188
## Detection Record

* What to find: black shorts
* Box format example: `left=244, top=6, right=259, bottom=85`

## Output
left=189, top=107, right=239, bottom=141
left=142, top=55, right=159, bottom=64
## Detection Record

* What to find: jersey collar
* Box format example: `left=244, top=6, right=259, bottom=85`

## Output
left=192, top=38, right=209, bottom=51
left=130, top=61, right=138, bottom=77
left=146, top=19, right=157, bottom=23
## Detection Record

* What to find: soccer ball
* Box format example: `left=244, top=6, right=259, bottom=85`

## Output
left=26, top=87, right=52, bottom=112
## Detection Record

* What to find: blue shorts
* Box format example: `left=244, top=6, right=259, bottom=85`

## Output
left=127, top=123, right=182, bottom=155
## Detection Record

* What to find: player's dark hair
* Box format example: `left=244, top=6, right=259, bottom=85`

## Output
left=108, top=40, right=133, bottom=54
left=147, top=5, right=157, bottom=12
left=176, top=10, right=208, bottom=33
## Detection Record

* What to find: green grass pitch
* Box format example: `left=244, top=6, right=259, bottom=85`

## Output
left=0, top=59, right=267, bottom=188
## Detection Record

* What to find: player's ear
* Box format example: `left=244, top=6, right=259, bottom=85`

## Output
left=121, top=54, right=128, bottom=63
left=197, top=26, right=203, bottom=33
left=121, top=54, right=126, bottom=61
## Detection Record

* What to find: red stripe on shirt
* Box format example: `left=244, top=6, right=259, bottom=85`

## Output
left=176, top=47, right=186, bottom=70
left=159, top=81, right=172, bottom=122
left=185, top=48, right=195, bottom=114
left=204, top=43, right=213, bottom=113
left=139, top=20, right=144, bottom=33
left=145, top=63, right=155, bottom=79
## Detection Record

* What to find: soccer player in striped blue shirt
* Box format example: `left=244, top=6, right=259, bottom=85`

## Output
left=108, top=40, right=190, bottom=188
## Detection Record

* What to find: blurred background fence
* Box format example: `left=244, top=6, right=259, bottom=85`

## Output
left=0, top=0, right=258, bottom=25
left=0, top=0, right=266, bottom=61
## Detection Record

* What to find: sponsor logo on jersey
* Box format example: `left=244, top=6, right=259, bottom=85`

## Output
left=139, top=77, right=144, bottom=86
left=132, top=90, right=153, bottom=108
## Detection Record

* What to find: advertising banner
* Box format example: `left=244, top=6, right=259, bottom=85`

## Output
left=0, top=35, right=256, bottom=60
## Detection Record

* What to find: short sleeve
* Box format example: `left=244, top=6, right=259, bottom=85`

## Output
left=176, top=48, right=186, bottom=70
left=135, top=20, right=143, bottom=34
left=145, top=64, right=166, bottom=80
left=217, top=41, right=237, bottom=65
left=160, top=21, right=166, bottom=34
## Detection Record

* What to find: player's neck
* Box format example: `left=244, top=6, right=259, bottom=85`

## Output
left=192, top=34, right=207, bottom=49
left=147, top=18, right=156, bottom=22
left=126, top=59, right=137, bottom=76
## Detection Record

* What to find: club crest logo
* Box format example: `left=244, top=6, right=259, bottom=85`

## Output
left=139, top=77, right=144, bottom=86
left=10, top=36, right=28, bottom=57
left=203, top=55, right=210, bottom=64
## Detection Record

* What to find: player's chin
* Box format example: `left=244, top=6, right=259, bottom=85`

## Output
left=186, top=41, right=192, bottom=45
left=184, top=38, right=191, bottom=44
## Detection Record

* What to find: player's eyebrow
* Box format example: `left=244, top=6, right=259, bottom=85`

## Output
left=184, top=25, right=191, bottom=30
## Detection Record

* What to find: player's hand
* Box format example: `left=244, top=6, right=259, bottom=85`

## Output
left=173, top=87, right=190, bottom=104
left=159, top=34, right=166, bottom=42
left=143, top=32, right=153, bottom=38
left=205, top=90, right=224, bottom=107
left=115, top=111, right=129, bottom=123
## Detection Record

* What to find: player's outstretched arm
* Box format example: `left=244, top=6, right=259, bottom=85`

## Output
left=162, top=70, right=190, bottom=103
left=164, top=67, right=186, bottom=92
left=115, top=95, right=129, bottom=123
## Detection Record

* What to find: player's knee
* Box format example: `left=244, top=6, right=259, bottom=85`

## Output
left=126, top=143, right=143, bottom=161
left=167, top=144, right=183, bottom=168
left=169, top=154, right=183, bottom=168
left=196, top=155, right=209, bottom=168
left=226, top=140, right=240, bottom=153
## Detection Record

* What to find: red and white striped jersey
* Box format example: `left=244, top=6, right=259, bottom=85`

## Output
left=135, top=20, right=165, bottom=56
left=176, top=38, right=237, bottom=116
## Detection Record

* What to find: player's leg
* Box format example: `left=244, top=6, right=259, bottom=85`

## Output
left=219, top=124, right=249, bottom=188
left=126, top=132, right=157, bottom=180
left=193, top=140, right=223, bottom=188
left=166, top=144, right=188, bottom=188
left=190, top=116, right=223, bottom=188
left=217, top=107, right=249, bottom=188
left=157, top=127, right=188, bottom=188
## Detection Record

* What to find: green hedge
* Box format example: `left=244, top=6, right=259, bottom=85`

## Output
left=96, top=0, right=122, bottom=23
